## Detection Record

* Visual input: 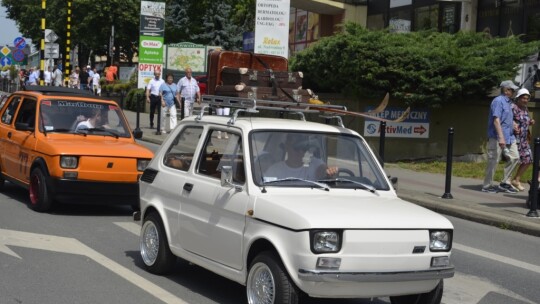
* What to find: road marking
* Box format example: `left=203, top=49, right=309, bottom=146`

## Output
left=443, top=272, right=536, bottom=304
left=453, top=243, right=540, bottom=274
left=0, top=228, right=188, bottom=304
left=114, top=221, right=140, bottom=235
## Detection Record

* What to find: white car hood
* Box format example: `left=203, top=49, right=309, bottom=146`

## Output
left=252, top=190, right=453, bottom=230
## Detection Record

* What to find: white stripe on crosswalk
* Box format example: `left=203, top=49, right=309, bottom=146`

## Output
left=114, top=221, right=140, bottom=236
left=453, top=243, right=540, bottom=274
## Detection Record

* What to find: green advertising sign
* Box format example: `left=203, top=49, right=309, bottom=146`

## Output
left=139, top=36, right=164, bottom=64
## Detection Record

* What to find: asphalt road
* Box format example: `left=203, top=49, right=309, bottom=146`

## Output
left=0, top=141, right=538, bottom=304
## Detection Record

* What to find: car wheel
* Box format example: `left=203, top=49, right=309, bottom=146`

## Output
left=247, top=251, right=299, bottom=304
left=140, top=212, right=176, bottom=274
left=0, top=175, right=5, bottom=191
left=390, top=279, right=443, bottom=304
left=29, top=167, right=53, bottom=212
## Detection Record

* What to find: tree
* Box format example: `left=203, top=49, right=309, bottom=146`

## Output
left=290, top=23, right=540, bottom=107
left=191, top=0, right=242, bottom=50
left=3, top=0, right=141, bottom=67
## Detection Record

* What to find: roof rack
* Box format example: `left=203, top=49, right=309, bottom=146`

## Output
left=24, top=85, right=95, bottom=96
left=200, top=95, right=348, bottom=125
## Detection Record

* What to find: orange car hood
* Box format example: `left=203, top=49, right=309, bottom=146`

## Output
left=35, top=136, right=154, bottom=158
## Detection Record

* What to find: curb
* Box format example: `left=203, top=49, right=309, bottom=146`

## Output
left=398, top=190, right=540, bottom=237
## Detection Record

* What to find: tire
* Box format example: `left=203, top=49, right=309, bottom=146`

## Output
left=140, top=212, right=176, bottom=274
left=28, top=167, right=53, bottom=212
left=0, top=175, right=5, bottom=191
left=390, top=279, right=444, bottom=304
left=246, top=251, right=299, bottom=304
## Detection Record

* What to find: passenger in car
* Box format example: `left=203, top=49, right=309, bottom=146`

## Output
left=76, top=108, right=102, bottom=130
left=264, top=133, right=338, bottom=180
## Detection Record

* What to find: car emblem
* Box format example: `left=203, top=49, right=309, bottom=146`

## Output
left=107, top=162, right=114, bottom=168
left=412, top=246, right=425, bottom=254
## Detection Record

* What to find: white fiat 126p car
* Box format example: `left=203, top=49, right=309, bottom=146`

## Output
left=136, top=97, right=454, bottom=304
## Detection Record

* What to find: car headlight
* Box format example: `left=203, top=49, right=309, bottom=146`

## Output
left=137, top=159, right=151, bottom=171
left=60, top=156, right=78, bottom=169
left=429, top=230, right=452, bottom=252
left=310, top=231, right=342, bottom=253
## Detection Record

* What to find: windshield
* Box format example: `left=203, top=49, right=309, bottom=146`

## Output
left=39, top=99, right=131, bottom=138
left=250, top=131, right=390, bottom=190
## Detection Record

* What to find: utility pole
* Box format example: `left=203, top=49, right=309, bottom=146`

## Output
left=40, top=0, right=46, bottom=85
left=64, top=0, right=73, bottom=82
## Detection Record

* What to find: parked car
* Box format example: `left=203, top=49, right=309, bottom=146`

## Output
left=0, top=86, right=153, bottom=212
left=136, top=96, right=454, bottom=304
left=195, top=75, right=207, bottom=95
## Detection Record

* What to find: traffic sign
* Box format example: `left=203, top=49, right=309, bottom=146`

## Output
left=0, top=46, right=11, bottom=56
left=12, top=49, right=25, bottom=62
left=13, top=37, right=26, bottom=50
left=44, top=43, right=60, bottom=59
left=1, top=57, right=12, bottom=66
left=45, top=29, right=59, bottom=43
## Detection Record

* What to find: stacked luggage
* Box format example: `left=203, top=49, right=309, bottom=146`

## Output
left=207, top=51, right=311, bottom=102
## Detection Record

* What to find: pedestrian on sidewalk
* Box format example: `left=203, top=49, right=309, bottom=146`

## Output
left=159, top=73, right=180, bottom=133
left=177, top=67, right=201, bottom=117
left=44, top=67, right=52, bottom=86
left=146, top=69, right=164, bottom=130
left=511, top=88, right=535, bottom=191
left=482, top=80, right=520, bottom=194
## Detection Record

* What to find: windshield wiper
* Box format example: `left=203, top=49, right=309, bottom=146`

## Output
left=263, top=177, right=329, bottom=191
left=81, top=127, right=119, bottom=138
left=318, top=178, right=377, bottom=193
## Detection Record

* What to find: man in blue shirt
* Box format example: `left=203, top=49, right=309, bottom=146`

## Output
left=482, top=80, right=520, bottom=193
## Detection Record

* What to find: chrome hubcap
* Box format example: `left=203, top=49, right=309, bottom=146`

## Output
left=247, top=263, right=275, bottom=304
left=140, top=221, right=159, bottom=266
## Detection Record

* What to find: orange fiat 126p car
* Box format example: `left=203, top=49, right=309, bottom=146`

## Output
left=0, top=86, right=154, bottom=212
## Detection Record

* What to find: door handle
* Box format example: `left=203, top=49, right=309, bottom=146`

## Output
left=7, top=132, right=11, bottom=139
left=183, top=183, right=193, bottom=192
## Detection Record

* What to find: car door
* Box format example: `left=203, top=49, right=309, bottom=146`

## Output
left=4, top=97, right=38, bottom=182
left=179, top=128, right=249, bottom=270
left=0, top=95, right=22, bottom=179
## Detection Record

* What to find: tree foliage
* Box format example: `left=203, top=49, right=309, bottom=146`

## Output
left=291, top=23, right=540, bottom=107
left=191, top=0, right=242, bottom=50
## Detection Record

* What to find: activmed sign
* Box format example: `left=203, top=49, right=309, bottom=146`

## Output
left=363, top=107, right=430, bottom=139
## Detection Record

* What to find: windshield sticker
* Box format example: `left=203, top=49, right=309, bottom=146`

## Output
left=42, top=100, right=52, bottom=106
left=57, top=101, right=104, bottom=109
left=109, top=105, right=118, bottom=111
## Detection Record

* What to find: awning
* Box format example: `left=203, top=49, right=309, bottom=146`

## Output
left=291, top=0, right=346, bottom=15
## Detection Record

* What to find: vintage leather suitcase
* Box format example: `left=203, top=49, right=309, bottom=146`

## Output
left=215, top=85, right=310, bottom=103
left=207, top=51, right=289, bottom=95
left=220, top=67, right=303, bottom=88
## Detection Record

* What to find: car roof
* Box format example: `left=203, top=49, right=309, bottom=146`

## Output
left=14, top=86, right=115, bottom=103
left=181, top=115, right=359, bottom=136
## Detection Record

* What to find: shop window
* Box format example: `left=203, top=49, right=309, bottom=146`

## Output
left=414, top=5, right=439, bottom=31
left=389, top=9, right=412, bottom=33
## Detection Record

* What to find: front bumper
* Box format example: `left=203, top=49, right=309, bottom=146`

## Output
left=47, top=178, right=139, bottom=205
left=298, top=266, right=454, bottom=282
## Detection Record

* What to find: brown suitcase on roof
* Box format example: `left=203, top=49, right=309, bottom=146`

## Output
left=220, top=67, right=303, bottom=88
left=215, top=85, right=310, bottom=103
left=207, top=51, right=289, bottom=95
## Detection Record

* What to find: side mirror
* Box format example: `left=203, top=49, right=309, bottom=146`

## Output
left=133, top=129, right=143, bottom=139
left=220, top=165, right=242, bottom=192
left=15, top=122, right=34, bottom=132
left=389, top=176, right=398, bottom=190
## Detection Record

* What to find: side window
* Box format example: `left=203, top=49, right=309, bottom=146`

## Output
left=1, top=96, right=21, bottom=125
left=15, top=99, right=37, bottom=128
left=197, top=130, right=245, bottom=183
left=163, top=126, right=203, bottom=171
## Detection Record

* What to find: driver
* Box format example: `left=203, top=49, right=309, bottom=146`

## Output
left=264, top=133, right=338, bottom=180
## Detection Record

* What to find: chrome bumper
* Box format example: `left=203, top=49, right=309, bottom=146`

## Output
left=298, top=266, right=454, bottom=282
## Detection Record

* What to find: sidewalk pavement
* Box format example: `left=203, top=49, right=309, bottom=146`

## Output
left=122, top=108, right=540, bottom=237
